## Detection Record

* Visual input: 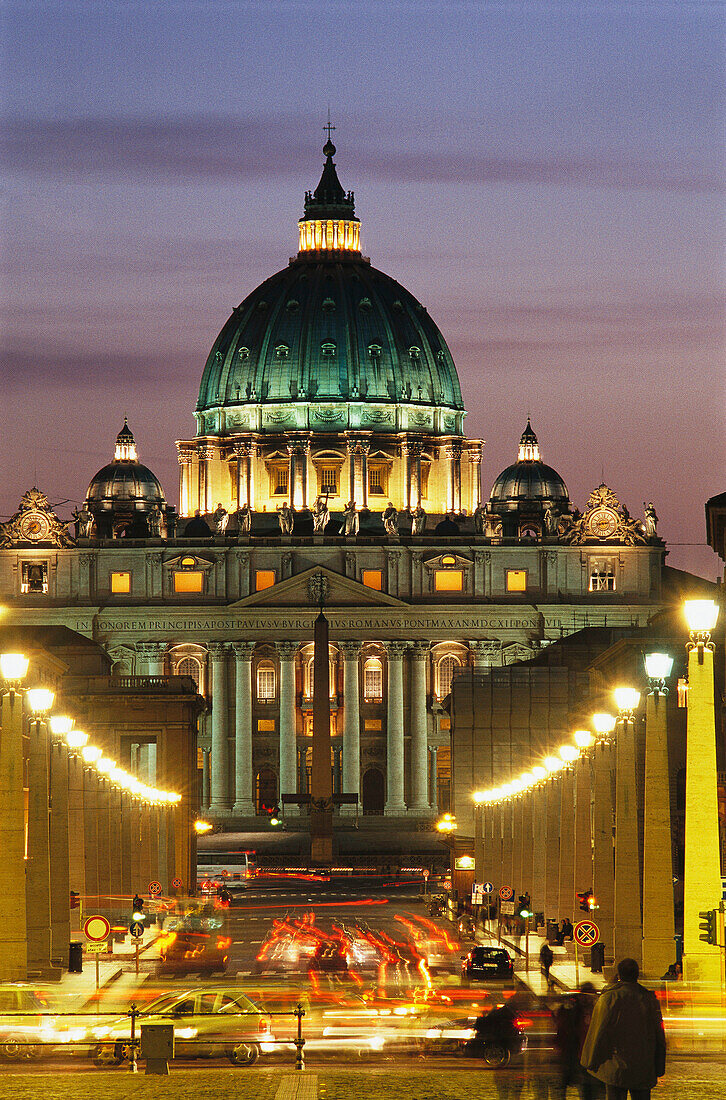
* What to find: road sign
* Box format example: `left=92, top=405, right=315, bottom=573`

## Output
left=483, top=882, right=494, bottom=894
left=148, top=880, right=162, bottom=896
left=574, top=919, right=600, bottom=947
left=129, top=920, right=144, bottom=938
left=471, top=883, right=486, bottom=905
left=500, top=900, right=516, bottom=916
left=84, top=915, right=110, bottom=942
left=499, top=885, right=514, bottom=901
left=171, top=877, right=183, bottom=889
left=85, top=941, right=107, bottom=953
left=422, top=869, right=430, bottom=880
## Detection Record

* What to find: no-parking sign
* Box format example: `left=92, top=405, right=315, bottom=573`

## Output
left=574, top=919, right=600, bottom=947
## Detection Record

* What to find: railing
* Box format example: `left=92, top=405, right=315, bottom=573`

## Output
left=61, top=675, right=198, bottom=694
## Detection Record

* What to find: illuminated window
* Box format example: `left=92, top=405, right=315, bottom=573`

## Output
left=364, top=657, right=383, bottom=701
left=364, top=718, right=382, bottom=730
left=110, top=571, right=131, bottom=594
left=275, top=344, right=289, bottom=360
left=506, top=570, right=527, bottom=592
left=176, top=656, right=202, bottom=691
left=368, top=464, right=387, bottom=495
left=21, top=561, right=48, bottom=594
left=437, top=654, right=461, bottom=699
left=677, top=678, right=688, bottom=708
left=174, top=571, right=203, bottom=593
left=321, top=341, right=336, bottom=356
left=256, top=570, right=276, bottom=591
left=304, top=656, right=336, bottom=698
left=420, top=463, right=430, bottom=499
left=319, top=466, right=338, bottom=495
left=269, top=463, right=289, bottom=496
left=256, top=662, right=276, bottom=701
left=441, top=554, right=456, bottom=565
left=257, top=719, right=276, bottom=732
left=435, top=569, right=463, bottom=592
left=180, top=555, right=196, bottom=568
left=589, top=561, right=616, bottom=591
left=439, top=716, right=451, bottom=731
left=362, top=570, right=383, bottom=590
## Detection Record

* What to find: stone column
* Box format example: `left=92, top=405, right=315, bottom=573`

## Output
left=232, top=642, right=255, bottom=815
left=26, top=715, right=53, bottom=974
left=452, top=442, right=462, bottom=512
left=340, top=642, right=361, bottom=813
left=107, top=784, right=123, bottom=920
left=642, top=691, right=676, bottom=979
left=177, top=446, right=193, bottom=516
left=360, top=443, right=370, bottom=508
left=277, top=642, right=299, bottom=810
left=346, top=440, right=356, bottom=503
left=409, top=643, right=430, bottom=813
left=129, top=799, right=141, bottom=894
left=519, top=789, right=533, bottom=899
left=148, top=805, right=160, bottom=886
left=96, top=776, right=112, bottom=912
left=384, top=642, right=407, bottom=814
left=198, top=445, right=213, bottom=513
left=544, top=777, right=561, bottom=923
left=501, top=800, right=513, bottom=887
left=208, top=643, right=230, bottom=812
left=511, top=797, right=523, bottom=894
left=592, top=739, right=615, bottom=960
left=201, top=750, right=210, bottom=811
left=0, top=692, right=27, bottom=981
left=430, top=747, right=438, bottom=813
left=234, top=442, right=251, bottom=509
left=142, top=641, right=166, bottom=676
left=574, top=755, right=593, bottom=908
left=614, top=715, right=642, bottom=967
left=287, top=445, right=296, bottom=510
left=531, top=783, right=547, bottom=922
left=557, top=765, right=576, bottom=922
left=83, top=766, right=100, bottom=915
left=469, top=445, right=482, bottom=511
left=67, top=750, right=86, bottom=931
left=138, top=801, right=152, bottom=892
left=49, top=737, right=71, bottom=966
left=120, top=790, right=132, bottom=897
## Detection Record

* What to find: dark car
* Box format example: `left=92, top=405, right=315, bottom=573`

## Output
left=461, top=946, right=513, bottom=983
left=157, top=909, right=230, bottom=975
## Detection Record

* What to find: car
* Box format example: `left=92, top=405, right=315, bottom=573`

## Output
left=88, top=987, right=274, bottom=1067
left=157, top=908, right=230, bottom=975
left=461, top=946, right=514, bottom=982
left=0, top=985, right=54, bottom=1061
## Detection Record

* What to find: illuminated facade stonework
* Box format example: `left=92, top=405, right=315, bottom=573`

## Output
left=0, top=142, right=668, bottom=825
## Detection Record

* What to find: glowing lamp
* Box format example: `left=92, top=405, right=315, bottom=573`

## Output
left=592, top=712, right=616, bottom=737
left=531, top=766, right=547, bottom=781
left=81, top=745, right=102, bottom=764
left=559, top=745, right=579, bottom=763
left=65, top=730, right=89, bottom=751
left=26, top=687, right=55, bottom=715
left=473, top=791, right=486, bottom=804
left=684, top=599, right=719, bottom=634
left=614, top=687, right=641, bottom=715
left=49, top=714, right=74, bottom=735
left=96, top=755, right=116, bottom=775
left=574, top=730, right=593, bottom=749
left=543, top=756, right=562, bottom=774
left=194, top=820, right=213, bottom=835
left=0, top=653, right=29, bottom=683
left=644, top=652, right=674, bottom=681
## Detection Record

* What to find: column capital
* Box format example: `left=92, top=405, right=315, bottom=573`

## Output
left=276, top=641, right=299, bottom=661
left=176, top=443, right=195, bottom=465
left=231, top=641, right=255, bottom=661
left=410, top=641, right=430, bottom=661
left=383, top=641, right=409, bottom=661
left=198, top=445, right=215, bottom=462
left=207, top=642, right=230, bottom=663
left=233, top=440, right=253, bottom=459
left=339, top=641, right=362, bottom=659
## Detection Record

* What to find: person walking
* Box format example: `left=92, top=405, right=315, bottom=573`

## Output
left=580, top=958, right=666, bottom=1100
left=539, top=940, right=554, bottom=989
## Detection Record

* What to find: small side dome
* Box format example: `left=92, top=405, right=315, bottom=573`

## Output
left=489, top=420, right=569, bottom=512
left=85, top=421, right=167, bottom=537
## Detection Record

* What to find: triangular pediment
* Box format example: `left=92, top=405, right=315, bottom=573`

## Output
left=230, top=565, right=406, bottom=609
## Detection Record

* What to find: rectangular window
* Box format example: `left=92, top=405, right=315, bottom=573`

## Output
left=257, top=719, right=275, bottom=732
left=174, top=571, right=203, bottom=594
left=362, top=570, right=383, bottom=590
left=368, top=465, right=386, bottom=495
left=506, top=569, right=527, bottom=592
left=197, top=747, right=204, bottom=769
left=257, top=667, right=276, bottom=700
left=319, top=466, right=338, bottom=495
left=364, top=719, right=382, bottom=730
left=273, top=466, right=289, bottom=495
left=589, top=563, right=616, bottom=591
left=20, top=561, right=48, bottom=593
left=435, top=569, right=463, bottom=592
left=255, top=570, right=276, bottom=591
left=439, top=716, right=451, bottom=731
left=110, top=571, right=131, bottom=594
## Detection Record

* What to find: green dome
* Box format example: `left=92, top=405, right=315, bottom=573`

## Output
left=195, top=257, right=465, bottom=436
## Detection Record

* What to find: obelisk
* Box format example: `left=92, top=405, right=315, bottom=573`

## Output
left=310, top=609, right=334, bottom=865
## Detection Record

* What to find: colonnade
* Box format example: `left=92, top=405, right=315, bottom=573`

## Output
left=199, top=638, right=437, bottom=817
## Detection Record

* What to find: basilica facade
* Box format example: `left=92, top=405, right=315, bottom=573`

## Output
left=0, top=141, right=666, bottom=825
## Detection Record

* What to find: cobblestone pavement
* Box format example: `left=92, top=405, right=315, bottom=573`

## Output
left=0, top=1061, right=722, bottom=1100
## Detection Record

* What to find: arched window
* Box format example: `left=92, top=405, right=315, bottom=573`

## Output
left=257, top=661, right=276, bottom=701
left=304, top=656, right=337, bottom=698
left=436, top=654, right=461, bottom=699
left=364, top=657, right=383, bottom=701
left=176, top=655, right=202, bottom=692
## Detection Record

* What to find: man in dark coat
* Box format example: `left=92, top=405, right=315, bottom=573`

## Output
left=581, top=958, right=666, bottom=1099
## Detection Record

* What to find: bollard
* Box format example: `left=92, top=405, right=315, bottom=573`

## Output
left=128, top=1003, right=139, bottom=1073
left=294, top=1002, right=305, bottom=1070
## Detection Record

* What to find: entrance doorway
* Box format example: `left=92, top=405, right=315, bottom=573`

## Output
left=256, top=767, right=278, bottom=815
left=362, top=767, right=385, bottom=815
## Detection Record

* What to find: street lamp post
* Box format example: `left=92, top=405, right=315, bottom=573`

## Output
left=592, top=712, right=616, bottom=961
left=642, top=653, right=676, bottom=979
left=682, top=600, right=722, bottom=987
left=0, top=653, right=29, bottom=980
left=613, top=687, right=642, bottom=966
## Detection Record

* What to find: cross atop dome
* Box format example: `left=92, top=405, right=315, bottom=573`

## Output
left=517, top=418, right=541, bottom=463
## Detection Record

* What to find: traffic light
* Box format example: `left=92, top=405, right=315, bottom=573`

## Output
left=269, top=804, right=281, bottom=827
left=699, top=909, right=717, bottom=946
left=577, top=890, right=595, bottom=913
left=518, top=893, right=532, bottom=918
left=70, top=891, right=80, bottom=909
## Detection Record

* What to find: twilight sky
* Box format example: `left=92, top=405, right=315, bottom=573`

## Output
left=1, top=0, right=723, bottom=578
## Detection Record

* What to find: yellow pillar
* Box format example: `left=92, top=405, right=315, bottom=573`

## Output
left=592, top=739, right=615, bottom=960
left=26, top=715, right=54, bottom=974
left=682, top=644, right=722, bottom=985
left=642, top=692, right=676, bottom=978
left=558, top=766, right=576, bottom=921
left=614, top=715, right=642, bottom=966
left=0, top=693, right=28, bottom=980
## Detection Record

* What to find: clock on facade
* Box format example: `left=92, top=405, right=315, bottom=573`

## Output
left=586, top=507, right=619, bottom=539
left=18, top=510, right=52, bottom=542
